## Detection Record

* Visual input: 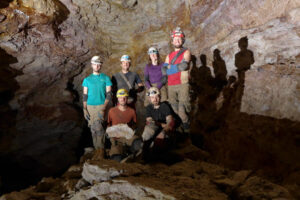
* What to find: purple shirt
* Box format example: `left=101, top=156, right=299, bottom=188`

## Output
left=144, top=63, right=164, bottom=89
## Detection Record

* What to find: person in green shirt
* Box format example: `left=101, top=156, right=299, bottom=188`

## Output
left=82, top=56, right=112, bottom=158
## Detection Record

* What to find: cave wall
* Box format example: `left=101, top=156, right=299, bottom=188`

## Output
left=0, top=0, right=299, bottom=192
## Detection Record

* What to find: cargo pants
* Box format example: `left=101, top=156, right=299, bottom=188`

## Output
left=168, top=83, right=191, bottom=124
left=87, top=105, right=106, bottom=149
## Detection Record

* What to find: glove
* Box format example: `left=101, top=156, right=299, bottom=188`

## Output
left=83, top=108, right=90, bottom=121
left=166, top=64, right=179, bottom=75
left=177, top=61, right=189, bottom=71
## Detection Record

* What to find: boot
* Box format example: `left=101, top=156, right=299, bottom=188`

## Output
left=92, top=148, right=105, bottom=160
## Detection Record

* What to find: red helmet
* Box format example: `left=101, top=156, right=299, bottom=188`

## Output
left=171, top=27, right=185, bottom=38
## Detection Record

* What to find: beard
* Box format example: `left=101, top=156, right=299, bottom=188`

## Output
left=173, top=43, right=183, bottom=49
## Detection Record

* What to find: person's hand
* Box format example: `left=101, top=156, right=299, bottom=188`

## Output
left=163, top=125, right=171, bottom=132
left=156, top=132, right=165, bottom=139
left=83, top=108, right=90, bottom=121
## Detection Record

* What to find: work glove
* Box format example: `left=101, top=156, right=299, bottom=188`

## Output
left=83, top=108, right=90, bottom=121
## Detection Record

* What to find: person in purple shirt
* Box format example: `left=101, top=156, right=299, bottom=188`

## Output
left=144, top=47, right=168, bottom=106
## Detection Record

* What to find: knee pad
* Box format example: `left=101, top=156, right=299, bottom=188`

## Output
left=110, top=154, right=123, bottom=162
left=130, top=138, right=143, bottom=153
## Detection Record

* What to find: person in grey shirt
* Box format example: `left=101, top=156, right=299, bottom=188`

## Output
left=112, top=55, right=144, bottom=109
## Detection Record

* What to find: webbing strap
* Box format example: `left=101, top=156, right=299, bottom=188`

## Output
left=118, top=72, right=132, bottom=90
left=170, top=47, right=187, bottom=65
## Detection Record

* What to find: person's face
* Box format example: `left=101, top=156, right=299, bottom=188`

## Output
left=149, top=53, right=158, bottom=64
left=150, top=95, right=160, bottom=106
left=121, top=61, right=131, bottom=71
left=91, top=63, right=102, bottom=73
left=172, top=36, right=183, bottom=48
left=118, top=96, right=128, bottom=106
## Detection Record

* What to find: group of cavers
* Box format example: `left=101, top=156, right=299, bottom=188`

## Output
left=82, top=27, right=194, bottom=162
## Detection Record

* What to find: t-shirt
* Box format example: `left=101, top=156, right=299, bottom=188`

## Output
left=112, top=71, right=142, bottom=97
left=82, top=73, right=112, bottom=105
left=146, top=102, right=172, bottom=124
left=108, top=106, right=136, bottom=128
left=166, top=49, right=187, bottom=85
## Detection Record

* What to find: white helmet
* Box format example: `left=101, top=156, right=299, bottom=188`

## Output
left=91, top=56, right=102, bottom=64
left=147, top=87, right=160, bottom=97
left=120, top=55, right=131, bottom=62
left=147, top=47, right=158, bottom=55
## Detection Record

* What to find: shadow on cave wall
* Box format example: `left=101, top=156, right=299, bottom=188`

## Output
left=189, top=37, right=300, bottom=186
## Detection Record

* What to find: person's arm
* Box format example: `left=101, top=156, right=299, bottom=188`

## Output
left=82, top=86, right=90, bottom=120
left=111, top=75, right=118, bottom=95
left=129, top=110, right=137, bottom=130
left=135, top=74, right=144, bottom=93
left=164, top=55, right=170, bottom=66
left=104, top=85, right=112, bottom=108
left=177, top=49, right=191, bottom=71
left=144, top=65, right=151, bottom=89
left=161, top=55, right=169, bottom=79
left=163, top=115, right=174, bottom=132
left=107, top=109, right=112, bottom=127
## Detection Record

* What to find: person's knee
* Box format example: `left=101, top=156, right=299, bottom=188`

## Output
left=142, top=124, right=158, bottom=141
left=110, top=154, right=123, bottom=162
left=130, top=138, right=143, bottom=153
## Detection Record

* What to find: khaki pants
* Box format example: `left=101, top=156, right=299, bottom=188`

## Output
left=87, top=105, right=106, bottom=149
left=144, top=84, right=168, bottom=106
left=168, top=83, right=191, bottom=124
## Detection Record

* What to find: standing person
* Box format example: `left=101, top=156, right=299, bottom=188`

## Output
left=144, top=47, right=167, bottom=106
left=82, top=56, right=112, bottom=158
left=142, top=87, right=175, bottom=159
left=107, top=89, right=143, bottom=162
left=112, top=55, right=144, bottom=109
left=163, top=27, right=191, bottom=133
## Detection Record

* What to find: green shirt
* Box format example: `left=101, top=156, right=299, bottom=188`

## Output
left=82, top=73, right=112, bottom=105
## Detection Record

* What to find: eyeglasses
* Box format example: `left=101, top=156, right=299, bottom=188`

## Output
left=147, top=90, right=158, bottom=96
left=117, top=91, right=126, bottom=95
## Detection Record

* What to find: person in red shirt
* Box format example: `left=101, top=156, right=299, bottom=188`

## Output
left=107, top=89, right=142, bottom=162
left=163, top=27, right=191, bottom=133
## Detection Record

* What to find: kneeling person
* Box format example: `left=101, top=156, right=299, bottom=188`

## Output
left=107, top=89, right=142, bottom=162
left=142, top=87, right=175, bottom=149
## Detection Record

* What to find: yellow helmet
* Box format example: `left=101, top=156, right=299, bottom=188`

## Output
left=116, top=88, right=129, bottom=97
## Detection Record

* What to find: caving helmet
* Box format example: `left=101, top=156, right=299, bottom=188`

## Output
left=120, top=55, right=131, bottom=62
left=116, top=88, right=129, bottom=98
left=171, top=27, right=185, bottom=38
left=147, top=47, right=159, bottom=55
left=91, top=56, right=102, bottom=64
left=147, top=87, right=160, bottom=97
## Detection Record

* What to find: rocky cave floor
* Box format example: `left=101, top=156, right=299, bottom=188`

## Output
left=0, top=136, right=298, bottom=200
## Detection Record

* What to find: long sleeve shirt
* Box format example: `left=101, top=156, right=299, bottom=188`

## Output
left=144, top=63, right=165, bottom=89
